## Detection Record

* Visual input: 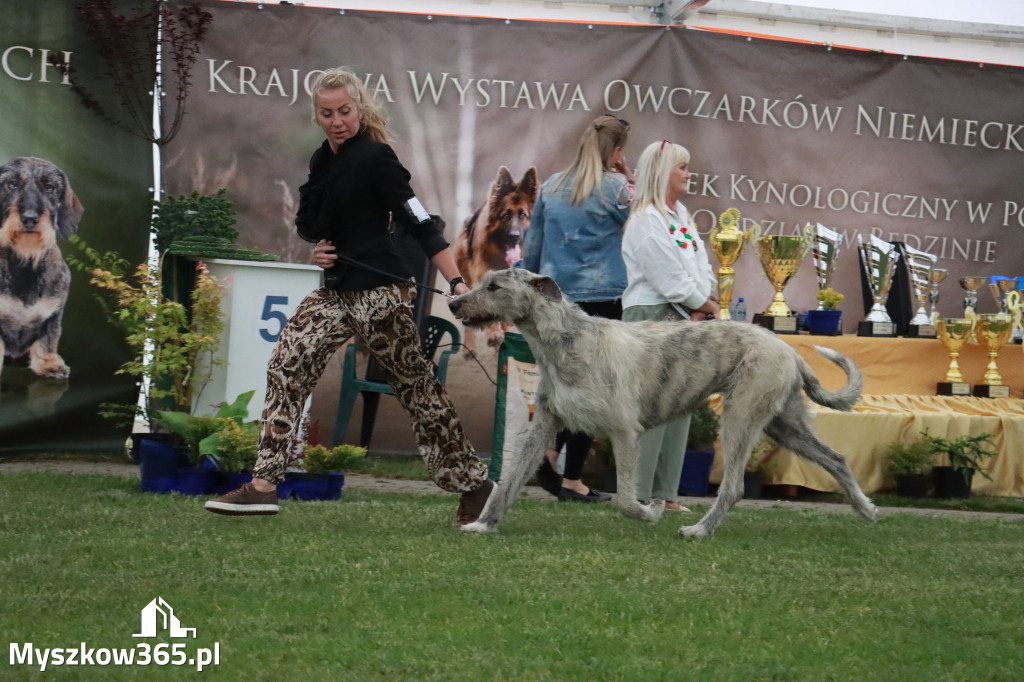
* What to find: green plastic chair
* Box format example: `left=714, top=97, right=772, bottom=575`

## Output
left=334, top=316, right=462, bottom=447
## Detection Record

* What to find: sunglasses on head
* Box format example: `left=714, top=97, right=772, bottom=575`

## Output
left=601, top=113, right=630, bottom=134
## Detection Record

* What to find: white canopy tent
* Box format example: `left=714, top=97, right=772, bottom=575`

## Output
left=241, top=0, right=1024, bottom=66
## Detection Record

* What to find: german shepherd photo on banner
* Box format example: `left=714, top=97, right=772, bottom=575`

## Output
left=455, top=166, right=538, bottom=352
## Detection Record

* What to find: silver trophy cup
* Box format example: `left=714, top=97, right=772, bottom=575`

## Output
left=812, top=223, right=841, bottom=310
left=901, top=243, right=937, bottom=328
left=857, top=234, right=900, bottom=324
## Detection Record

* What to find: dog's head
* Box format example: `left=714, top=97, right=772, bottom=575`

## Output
left=0, top=157, right=84, bottom=260
left=449, top=268, right=563, bottom=327
left=485, top=166, right=538, bottom=265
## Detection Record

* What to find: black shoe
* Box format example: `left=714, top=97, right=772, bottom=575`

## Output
left=557, top=487, right=612, bottom=503
left=534, top=459, right=562, bottom=497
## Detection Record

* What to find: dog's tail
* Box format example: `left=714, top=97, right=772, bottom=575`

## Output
left=801, top=346, right=863, bottom=412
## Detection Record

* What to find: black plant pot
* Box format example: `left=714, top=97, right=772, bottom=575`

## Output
left=743, top=471, right=765, bottom=499
left=932, top=466, right=974, bottom=499
left=894, top=473, right=929, bottom=498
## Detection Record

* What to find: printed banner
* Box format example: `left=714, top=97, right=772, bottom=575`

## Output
left=0, top=0, right=153, bottom=453
left=163, top=2, right=1024, bottom=336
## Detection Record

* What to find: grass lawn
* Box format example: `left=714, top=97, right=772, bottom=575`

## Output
left=2, top=471, right=1023, bottom=681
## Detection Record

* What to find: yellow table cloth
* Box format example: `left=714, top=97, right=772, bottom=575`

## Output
left=707, top=333, right=1024, bottom=496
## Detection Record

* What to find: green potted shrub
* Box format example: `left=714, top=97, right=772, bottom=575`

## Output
left=883, top=437, right=935, bottom=497
left=806, top=287, right=844, bottom=335
left=679, top=401, right=719, bottom=497
left=155, top=391, right=256, bottom=495
left=67, top=238, right=227, bottom=491
left=921, top=430, right=997, bottom=498
left=291, top=444, right=367, bottom=501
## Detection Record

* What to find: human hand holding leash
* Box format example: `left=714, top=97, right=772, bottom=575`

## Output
left=312, top=239, right=337, bottom=269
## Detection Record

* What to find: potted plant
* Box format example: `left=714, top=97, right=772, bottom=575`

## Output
left=679, top=401, right=719, bottom=497
left=155, top=390, right=256, bottom=495
left=806, top=287, right=844, bottom=335
left=921, top=429, right=997, bottom=498
left=290, top=444, right=367, bottom=501
left=883, top=437, right=935, bottom=497
left=744, top=436, right=777, bottom=499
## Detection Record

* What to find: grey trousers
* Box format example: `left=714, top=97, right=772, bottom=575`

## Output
left=622, top=303, right=692, bottom=501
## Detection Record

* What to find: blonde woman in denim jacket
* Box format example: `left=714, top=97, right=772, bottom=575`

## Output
left=518, top=114, right=635, bottom=502
left=621, top=140, right=718, bottom=512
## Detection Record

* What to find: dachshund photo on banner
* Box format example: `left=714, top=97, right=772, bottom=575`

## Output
left=0, top=156, right=84, bottom=382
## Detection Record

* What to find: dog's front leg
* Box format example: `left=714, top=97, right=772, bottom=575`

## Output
left=611, top=431, right=665, bottom=524
left=28, top=317, right=69, bottom=380
left=461, top=408, right=559, bottom=534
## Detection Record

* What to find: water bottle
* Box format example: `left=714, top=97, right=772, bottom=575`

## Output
left=733, top=297, right=747, bottom=322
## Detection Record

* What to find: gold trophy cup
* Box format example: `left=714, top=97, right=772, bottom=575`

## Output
left=856, top=234, right=900, bottom=337
left=902, top=243, right=937, bottom=338
left=972, top=313, right=1013, bottom=398
left=750, top=223, right=813, bottom=334
left=709, top=208, right=748, bottom=321
left=935, top=317, right=974, bottom=396
left=928, top=268, right=948, bottom=325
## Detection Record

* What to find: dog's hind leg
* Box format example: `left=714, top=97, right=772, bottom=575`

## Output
left=461, top=408, right=559, bottom=534
left=764, top=400, right=878, bottom=524
left=611, top=430, right=665, bottom=524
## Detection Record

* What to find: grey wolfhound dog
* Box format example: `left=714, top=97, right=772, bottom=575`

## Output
left=449, top=268, right=878, bottom=538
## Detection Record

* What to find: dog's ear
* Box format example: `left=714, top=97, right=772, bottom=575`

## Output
left=57, top=181, right=84, bottom=238
left=519, top=167, right=539, bottom=202
left=492, top=166, right=515, bottom=198
left=530, top=275, right=562, bottom=302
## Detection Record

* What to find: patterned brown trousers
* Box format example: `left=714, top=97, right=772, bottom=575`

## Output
left=252, top=284, right=488, bottom=493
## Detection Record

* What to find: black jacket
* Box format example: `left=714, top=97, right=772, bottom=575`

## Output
left=295, top=131, right=448, bottom=292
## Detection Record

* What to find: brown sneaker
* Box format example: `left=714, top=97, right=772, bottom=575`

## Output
left=205, top=482, right=279, bottom=516
left=456, top=479, right=494, bottom=526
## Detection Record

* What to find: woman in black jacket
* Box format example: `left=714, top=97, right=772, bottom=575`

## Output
left=206, top=67, right=493, bottom=524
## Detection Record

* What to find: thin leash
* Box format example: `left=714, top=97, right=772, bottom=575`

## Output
left=331, top=251, right=455, bottom=299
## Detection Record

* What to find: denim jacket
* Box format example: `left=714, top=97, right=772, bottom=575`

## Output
left=517, top=171, right=633, bottom=302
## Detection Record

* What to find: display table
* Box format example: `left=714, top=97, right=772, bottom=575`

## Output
left=778, top=334, right=1024, bottom=398
left=708, top=333, right=1024, bottom=496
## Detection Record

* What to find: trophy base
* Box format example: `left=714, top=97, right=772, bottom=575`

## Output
left=857, top=321, right=896, bottom=337
left=905, top=323, right=937, bottom=338
left=972, top=384, right=1010, bottom=399
left=752, top=313, right=798, bottom=334
left=936, top=381, right=971, bottom=396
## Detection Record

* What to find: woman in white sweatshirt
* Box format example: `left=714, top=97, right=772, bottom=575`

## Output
left=621, top=140, right=718, bottom=510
